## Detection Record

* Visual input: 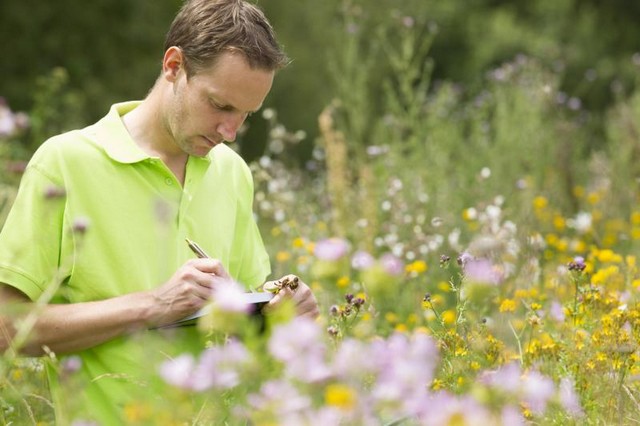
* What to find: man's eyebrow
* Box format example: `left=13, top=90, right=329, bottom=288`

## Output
left=209, top=95, right=262, bottom=114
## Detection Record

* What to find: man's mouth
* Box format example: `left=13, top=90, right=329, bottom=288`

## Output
left=203, top=136, right=220, bottom=147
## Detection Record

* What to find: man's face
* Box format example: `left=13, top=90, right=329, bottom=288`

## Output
left=166, top=51, right=274, bottom=158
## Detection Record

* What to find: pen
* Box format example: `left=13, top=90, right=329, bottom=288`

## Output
left=185, top=238, right=210, bottom=259
left=185, top=238, right=257, bottom=293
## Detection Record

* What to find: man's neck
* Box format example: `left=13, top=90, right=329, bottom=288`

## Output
left=122, top=91, right=188, bottom=184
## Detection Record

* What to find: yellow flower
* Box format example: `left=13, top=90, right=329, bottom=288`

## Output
left=438, top=281, right=451, bottom=292
left=276, top=251, right=291, bottom=263
left=632, top=228, right=640, bottom=240
left=395, top=323, right=408, bottom=333
left=587, top=192, right=600, bottom=205
left=385, top=312, right=399, bottom=324
left=470, top=361, right=481, bottom=370
left=533, top=196, right=548, bottom=210
left=499, top=299, right=517, bottom=313
left=531, top=302, right=542, bottom=311
left=431, top=379, right=444, bottom=390
left=336, top=276, right=350, bottom=288
left=407, top=313, right=418, bottom=325
left=573, top=185, right=585, bottom=198
left=405, top=260, right=428, bottom=274
left=463, top=207, right=478, bottom=221
left=270, top=226, right=281, bottom=237
left=11, top=369, right=23, bottom=381
left=325, top=383, right=356, bottom=410
left=553, top=215, right=566, bottom=231
left=442, top=310, right=456, bottom=325
left=292, top=237, right=305, bottom=248
left=123, top=402, right=151, bottom=423
left=597, top=249, right=622, bottom=263
left=631, top=211, right=640, bottom=225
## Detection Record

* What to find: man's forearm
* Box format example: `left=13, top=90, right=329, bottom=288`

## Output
left=0, top=286, right=156, bottom=356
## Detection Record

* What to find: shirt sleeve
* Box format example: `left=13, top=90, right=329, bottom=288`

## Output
left=0, top=153, right=70, bottom=301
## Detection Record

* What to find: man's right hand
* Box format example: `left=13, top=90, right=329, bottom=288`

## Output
left=145, top=258, right=233, bottom=327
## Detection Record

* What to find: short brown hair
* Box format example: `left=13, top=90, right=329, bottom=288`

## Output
left=164, top=0, right=290, bottom=75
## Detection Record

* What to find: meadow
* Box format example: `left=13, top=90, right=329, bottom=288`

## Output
left=2, top=7, right=640, bottom=426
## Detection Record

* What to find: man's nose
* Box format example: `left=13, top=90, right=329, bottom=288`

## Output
left=216, top=113, right=245, bottom=142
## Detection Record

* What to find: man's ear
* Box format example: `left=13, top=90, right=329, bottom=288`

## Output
left=162, top=46, right=184, bottom=82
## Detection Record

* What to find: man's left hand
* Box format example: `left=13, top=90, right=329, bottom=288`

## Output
left=263, top=274, right=319, bottom=319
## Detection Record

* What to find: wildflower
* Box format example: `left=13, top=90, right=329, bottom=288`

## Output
left=457, top=252, right=473, bottom=266
left=159, top=354, right=196, bottom=390
left=44, top=186, right=66, bottom=199
left=336, top=275, right=350, bottom=288
left=439, top=254, right=451, bottom=267
left=380, top=253, right=404, bottom=275
left=191, top=340, right=250, bottom=390
left=559, top=377, right=584, bottom=417
left=327, top=325, right=339, bottom=337
left=351, top=297, right=365, bottom=308
left=60, top=356, right=82, bottom=375
left=567, top=256, right=586, bottom=272
left=72, top=217, right=90, bottom=234
left=499, top=299, right=517, bottom=313
left=351, top=250, right=375, bottom=270
left=521, top=371, right=555, bottom=414
left=549, top=300, right=566, bottom=322
left=314, top=238, right=349, bottom=261
left=405, top=260, right=427, bottom=275
left=533, top=196, right=548, bottom=210
left=268, top=317, right=331, bottom=383
left=464, top=258, right=503, bottom=285
left=275, top=250, right=291, bottom=263
left=211, top=281, right=250, bottom=314
left=324, top=383, right=357, bottom=410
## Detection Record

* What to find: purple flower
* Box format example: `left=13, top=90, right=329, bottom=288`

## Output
left=268, top=317, right=332, bottom=383
left=521, top=370, right=555, bottom=414
left=464, top=258, right=503, bottom=285
left=314, top=238, right=350, bottom=261
left=568, top=256, right=586, bottom=272
left=211, top=281, right=250, bottom=313
left=61, top=355, right=82, bottom=375
left=159, top=354, right=196, bottom=390
left=380, top=253, right=404, bottom=276
left=247, top=379, right=312, bottom=418
left=190, top=340, right=250, bottom=391
left=351, top=250, right=375, bottom=270
left=559, top=377, right=584, bottom=417
left=501, top=405, right=526, bottom=426
left=549, top=300, right=566, bottom=322
left=457, top=252, right=474, bottom=266
left=479, top=362, right=522, bottom=392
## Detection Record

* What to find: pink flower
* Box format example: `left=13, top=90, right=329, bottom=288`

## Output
left=211, top=281, right=250, bottom=313
left=549, top=300, right=566, bottom=322
left=159, top=354, right=196, bottom=389
left=521, top=371, right=555, bottom=414
left=268, top=317, right=332, bottom=383
left=463, top=258, right=503, bottom=285
left=351, top=250, right=375, bottom=270
left=380, top=253, right=404, bottom=276
left=559, top=377, right=584, bottom=417
left=314, top=238, right=350, bottom=261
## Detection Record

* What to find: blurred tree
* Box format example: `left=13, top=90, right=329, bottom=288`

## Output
left=1, top=0, right=639, bottom=160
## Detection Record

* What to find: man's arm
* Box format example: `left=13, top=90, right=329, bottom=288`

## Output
left=0, top=258, right=229, bottom=356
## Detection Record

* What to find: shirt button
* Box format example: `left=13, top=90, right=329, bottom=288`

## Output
left=165, top=178, right=173, bottom=185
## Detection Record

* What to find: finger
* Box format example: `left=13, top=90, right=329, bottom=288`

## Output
left=188, top=258, right=231, bottom=279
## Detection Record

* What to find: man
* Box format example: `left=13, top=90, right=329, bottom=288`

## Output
left=0, top=0, right=318, bottom=423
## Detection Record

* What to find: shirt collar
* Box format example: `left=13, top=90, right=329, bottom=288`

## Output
left=90, top=101, right=211, bottom=165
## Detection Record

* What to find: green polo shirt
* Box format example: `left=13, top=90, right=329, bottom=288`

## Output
left=0, top=102, right=271, bottom=424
